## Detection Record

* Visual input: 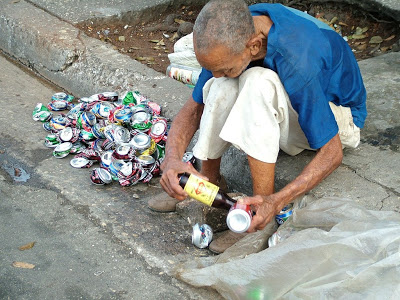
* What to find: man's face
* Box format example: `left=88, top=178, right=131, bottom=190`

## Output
left=195, top=44, right=251, bottom=78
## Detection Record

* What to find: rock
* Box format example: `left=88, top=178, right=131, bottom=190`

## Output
left=178, top=22, right=194, bottom=37
left=176, top=199, right=228, bottom=232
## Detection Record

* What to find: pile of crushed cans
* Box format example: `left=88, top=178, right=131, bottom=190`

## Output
left=32, top=91, right=173, bottom=186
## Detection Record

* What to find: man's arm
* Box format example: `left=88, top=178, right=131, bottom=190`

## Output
left=160, top=96, right=204, bottom=200
left=242, top=134, right=343, bottom=232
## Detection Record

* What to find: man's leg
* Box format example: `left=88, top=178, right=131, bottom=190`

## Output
left=149, top=77, right=239, bottom=212
left=247, top=156, right=275, bottom=196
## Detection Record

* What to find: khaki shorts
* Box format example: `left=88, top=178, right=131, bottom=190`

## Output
left=193, top=67, right=360, bottom=163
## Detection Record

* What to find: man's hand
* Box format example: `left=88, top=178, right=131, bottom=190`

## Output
left=158, top=97, right=204, bottom=200
left=160, top=157, right=207, bottom=200
left=240, top=194, right=282, bottom=232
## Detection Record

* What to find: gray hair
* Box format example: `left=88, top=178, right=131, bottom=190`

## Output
left=193, top=0, right=255, bottom=55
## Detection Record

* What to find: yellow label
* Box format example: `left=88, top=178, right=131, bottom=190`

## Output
left=184, top=174, right=219, bottom=206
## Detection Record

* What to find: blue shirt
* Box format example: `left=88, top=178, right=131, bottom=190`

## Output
left=192, top=3, right=367, bottom=149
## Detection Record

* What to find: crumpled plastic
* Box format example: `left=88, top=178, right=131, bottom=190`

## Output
left=174, top=196, right=400, bottom=299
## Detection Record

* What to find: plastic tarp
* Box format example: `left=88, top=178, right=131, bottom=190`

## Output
left=174, top=196, right=400, bottom=299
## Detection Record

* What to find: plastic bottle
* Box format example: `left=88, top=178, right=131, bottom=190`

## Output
left=166, top=64, right=201, bottom=86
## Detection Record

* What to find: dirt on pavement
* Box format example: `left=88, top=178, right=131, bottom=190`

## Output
left=76, top=2, right=400, bottom=74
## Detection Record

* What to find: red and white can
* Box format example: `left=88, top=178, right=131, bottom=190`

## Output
left=226, top=203, right=253, bottom=233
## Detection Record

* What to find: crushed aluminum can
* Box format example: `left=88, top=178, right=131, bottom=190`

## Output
left=101, top=138, right=115, bottom=151
left=192, top=223, right=213, bottom=249
left=114, top=107, right=133, bottom=123
left=42, top=121, right=52, bottom=132
left=113, top=145, right=135, bottom=161
left=100, top=150, right=113, bottom=169
left=66, top=103, right=84, bottom=120
left=44, top=134, right=60, bottom=148
left=49, top=115, right=68, bottom=131
left=70, top=157, right=93, bottom=168
left=139, top=139, right=156, bottom=156
left=275, top=203, right=294, bottom=225
left=70, top=141, right=86, bottom=154
left=130, top=132, right=151, bottom=152
left=34, top=110, right=53, bottom=122
left=112, top=127, right=130, bottom=145
left=182, top=151, right=196, bottom=166
left=75, top=148, right=101, bottom=161
left=147, top=101, right=161, bottom=116
left=48, top=100, right=69, bottom=111
left=136, top=155, right=155, bottom=166
left=32, top=103, right=50, bottom=120
left=91, top=123, right=105, bottom=139
left=53, top=142, right=73, bottom=158
left=90, top=168, right=113, bottom=185
left=59, top=127, right=74, bottom=142
left=52, top=92, right=74, bottom=102
left=79, top=129, right=95, bottom=142
left=108, top=158, right=124, bottom=180
left=98, top=92, right=118, bottom=102
left=118, top=167, right=142, bottom=186
left=149, top=118, right=167, bottom=143
left=130, top=105, right=152, bottom=130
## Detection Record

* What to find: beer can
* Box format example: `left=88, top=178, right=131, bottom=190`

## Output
left=275, top=203, right=293, bottom=225
left=192, top=223, right=213, bottom=249
left=226, top=203, right=252, bottom=233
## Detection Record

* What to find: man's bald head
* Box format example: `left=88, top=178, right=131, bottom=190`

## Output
left=193, top=0, right=255, bottom=55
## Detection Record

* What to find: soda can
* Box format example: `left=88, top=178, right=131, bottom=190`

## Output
left=92, top=123, right=106, bottom=139
left=34, top=110, right=53, bottom=122
left=130, top=132, right=151, bottom=152
left=53, top=142, right=72, bottom=158
left=139, top=139, right=156, bottom=156
left=130, top=105, right=152, bottom=130
left=42, top=121, right=52, bottom=132
left=52, top=92, right=74, bottom=102
left=192, top=223, right=213, bottom=249
left=70, top=141, right=86, bottom=154
left=70, top=157, right=93, bottom=168
left=48, top=100, right=68, bottom=111
left=114, top=107, right=133, bottom=123
left=113, top=145, right=135, bottom=161
left=100, top=150, right=113, bottom=169
left=275, top=203, right=293, bottom=225
left=98, top=92, right=118, bottom=102
left=147, top=101, right=161, bottom=116
left=32, top=103, right=49, bottom=120
left=182, top=152, right=196, bottom=166
left=90, top=168, right=113, bottom=185
left=226, top=203, right=253, bottom=233
left=149, top=118, right=167, bottom=143
left=59, top=127, right=73, bottom=142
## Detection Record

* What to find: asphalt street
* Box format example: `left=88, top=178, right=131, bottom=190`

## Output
left=0, top=53, right=215, bottom=300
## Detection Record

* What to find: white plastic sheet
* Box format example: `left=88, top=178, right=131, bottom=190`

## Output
left=175, top=196, right=400, bottom=299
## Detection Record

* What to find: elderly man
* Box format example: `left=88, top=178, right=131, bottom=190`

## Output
left=148, top=0, right=367, bottom=253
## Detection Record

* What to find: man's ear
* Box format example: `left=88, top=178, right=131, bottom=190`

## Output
left=247, top=37, right=262, bottom=55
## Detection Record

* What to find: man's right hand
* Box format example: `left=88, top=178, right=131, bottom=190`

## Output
left=160, top=157, right=207, bottom=200
left=158, top=96, right=205, bottom=200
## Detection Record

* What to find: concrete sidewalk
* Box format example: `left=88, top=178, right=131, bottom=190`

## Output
left=0, top=0, right=399, bottom=297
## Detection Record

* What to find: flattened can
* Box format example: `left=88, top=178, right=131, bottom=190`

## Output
left=226, top=203, right=252, bottom=233
left=192, top=223, right=213, bottom=249
left=275, top=203, right=293, bottom=225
